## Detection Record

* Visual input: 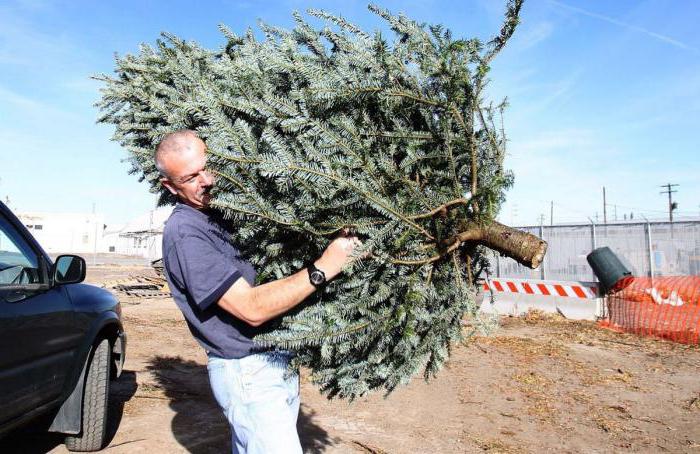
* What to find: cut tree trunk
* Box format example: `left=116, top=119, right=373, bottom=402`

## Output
left=452, top=221, right=547, bottom=269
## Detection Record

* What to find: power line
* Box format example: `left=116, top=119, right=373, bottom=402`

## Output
left=515, top=194, right=697, bottom=226
left=605, top=202, right=695, bottom=215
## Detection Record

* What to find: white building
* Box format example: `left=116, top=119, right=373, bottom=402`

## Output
left=102, top=206, right=173, bottom=261
left=17, top=212, right=105, bottom=254
left=15, top=206, right=173, bottom=261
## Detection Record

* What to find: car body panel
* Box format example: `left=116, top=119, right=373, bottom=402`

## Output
left=0, top=200, right=127, bottom=437
left=0, top=284, right=81, bottom=424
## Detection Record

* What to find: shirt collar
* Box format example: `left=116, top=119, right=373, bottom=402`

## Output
left=175, top=202, right=214, bottom=220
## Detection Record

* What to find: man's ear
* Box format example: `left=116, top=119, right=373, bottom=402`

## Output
left=161, top=177, right=178, bottom=195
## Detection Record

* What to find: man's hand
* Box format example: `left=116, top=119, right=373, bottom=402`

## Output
left=315, top=235, right=362, bottom=280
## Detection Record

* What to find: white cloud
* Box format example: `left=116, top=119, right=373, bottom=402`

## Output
left=512, top=21, right=554, bottom=51
left=512, top=128, right=594, bottom=156
left=549, top=0, right=699, bottom=55
left=618, top=69, right=700, bottom=127
left=14, top=0, right=53, bottom=11
left=0, top=2, right=89, bottom=75
left=503, top=69, right=583, bottom=121
left=0, top=9, right=64, bottom=65
left=60, top=77, right=103, bottom=95
left=0, top=84, right=81, bottom=123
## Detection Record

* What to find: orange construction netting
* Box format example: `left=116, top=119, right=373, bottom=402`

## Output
left=599, top=276, right=700, bottom=344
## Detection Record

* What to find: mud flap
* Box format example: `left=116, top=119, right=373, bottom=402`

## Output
left=48, top=352, right=88, bottom=434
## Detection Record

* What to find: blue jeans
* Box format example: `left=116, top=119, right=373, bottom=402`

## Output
left=207, top=352, right=302, bottom=454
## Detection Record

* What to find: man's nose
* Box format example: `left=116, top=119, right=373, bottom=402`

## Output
left=201, top=170, right=214, bottom=186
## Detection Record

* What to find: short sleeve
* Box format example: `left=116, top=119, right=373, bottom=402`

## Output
left=172, top=233, right=242, bottom=311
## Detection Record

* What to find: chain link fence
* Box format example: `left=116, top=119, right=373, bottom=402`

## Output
left=491, top=221, right=700, bottom=281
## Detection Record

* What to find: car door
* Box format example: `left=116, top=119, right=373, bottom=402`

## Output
left=0, top=213, right=81, bottom=425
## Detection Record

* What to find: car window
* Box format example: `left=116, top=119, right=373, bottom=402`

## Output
left=0, top=216, right=42, bottom=286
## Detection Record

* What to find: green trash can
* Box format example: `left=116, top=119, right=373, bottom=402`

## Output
left=586, top=247, right=632, bottom=293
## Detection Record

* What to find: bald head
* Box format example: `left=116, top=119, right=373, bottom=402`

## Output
left=156, top=129, right=214, bottom=209
left=155, top=130, right=203, bottom=178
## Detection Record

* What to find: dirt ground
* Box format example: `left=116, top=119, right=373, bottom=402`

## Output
left=2, top=263, right=700, bottom=453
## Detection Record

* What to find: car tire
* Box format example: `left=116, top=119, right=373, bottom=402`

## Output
left=64, top=338, right=111, bottom=452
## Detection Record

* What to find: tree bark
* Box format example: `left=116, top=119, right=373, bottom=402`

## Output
left=450, top=220, right=547, bottom=269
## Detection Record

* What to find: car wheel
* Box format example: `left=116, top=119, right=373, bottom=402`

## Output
left=64, top=338, right=111, bottom=452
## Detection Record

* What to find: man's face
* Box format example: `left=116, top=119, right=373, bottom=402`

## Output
left=160, top=138, right=215, bottom=209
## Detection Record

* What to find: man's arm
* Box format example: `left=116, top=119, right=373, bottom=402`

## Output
left=217, top=236, right=359, bottom=326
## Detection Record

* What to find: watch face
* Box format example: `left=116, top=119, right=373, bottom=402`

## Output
left=310, top=270, right=325, bottom=285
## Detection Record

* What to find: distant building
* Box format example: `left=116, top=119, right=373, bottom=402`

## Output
left=102, top=207, right=173, bottom=260
left=17, top=211, right=105, bottom=254
left=15, top=207, right=173, bottom=261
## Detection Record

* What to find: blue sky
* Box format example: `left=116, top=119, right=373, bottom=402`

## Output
left=0, top=0, right=698, bottom=226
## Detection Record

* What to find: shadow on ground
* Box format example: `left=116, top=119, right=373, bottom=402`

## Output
left=298, top=404, right=337, bottom=452
left=147, top=355, right=334, bottom=453
left=0, top=370, right=137, bottom=453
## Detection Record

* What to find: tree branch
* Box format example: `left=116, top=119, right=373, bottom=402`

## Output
left=409, top=198, right=469, bottom=220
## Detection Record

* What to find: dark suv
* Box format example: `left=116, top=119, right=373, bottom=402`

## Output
left=0, top=201, right=126, bottom=451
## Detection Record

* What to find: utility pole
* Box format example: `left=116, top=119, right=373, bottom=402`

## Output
left=602, top=186, right=607, bottom=224
left=550, top=201, right=553, bottom=226
left=659, top=183, right=679, bottom=222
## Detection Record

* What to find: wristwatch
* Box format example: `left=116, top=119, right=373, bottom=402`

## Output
left=308, top=262, right=327, bottom=287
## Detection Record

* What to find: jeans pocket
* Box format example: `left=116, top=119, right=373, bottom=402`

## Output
left=243, top=352, right=288, bottom=378
left=207, top=360, right=232, bottom=411
left=243, top=357, right=296, bottom=402
left=284, top=370, right=300, bottom=406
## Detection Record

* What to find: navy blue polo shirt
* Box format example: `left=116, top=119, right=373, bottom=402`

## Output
left=162, top=203, right=260, bottom=359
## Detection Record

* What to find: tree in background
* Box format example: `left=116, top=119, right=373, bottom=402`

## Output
left=97, top=0, right=546, bottom=399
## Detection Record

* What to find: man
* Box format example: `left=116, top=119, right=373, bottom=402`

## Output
left=155, top=130, right=359, bottom=453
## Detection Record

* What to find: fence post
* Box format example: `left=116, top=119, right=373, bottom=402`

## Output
left=495, top=253, right=501, bottom=278
left=590, top=221, right=597, bottom=281
left=539, top=224, right=546, bottom=280
left=645, top=222, right=654, bottom=278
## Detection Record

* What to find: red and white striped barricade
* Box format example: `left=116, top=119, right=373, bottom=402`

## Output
left=479, top=278, right=602, bottom=320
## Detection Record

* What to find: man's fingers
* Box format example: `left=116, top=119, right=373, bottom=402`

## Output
left=350, top=238, right=370, bottom=259
left=345, top=237, right=367, bottom=259
left=336, top=237, right=360, bottom=253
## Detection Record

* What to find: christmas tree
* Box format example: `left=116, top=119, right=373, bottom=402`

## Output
left=96, top=0, right=546, bottom=399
